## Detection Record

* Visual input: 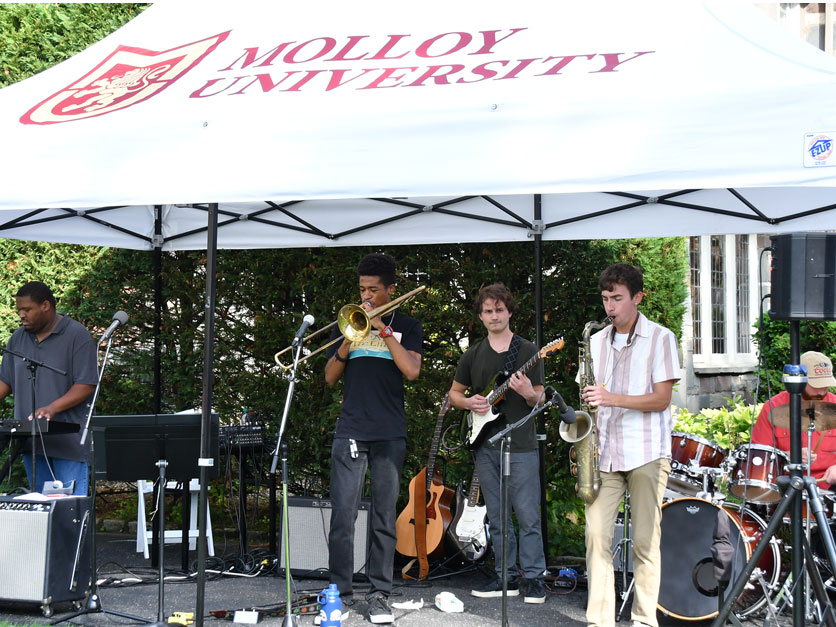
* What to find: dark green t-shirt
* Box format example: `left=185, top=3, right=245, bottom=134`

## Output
left=454, top=336, right=544, bottom=452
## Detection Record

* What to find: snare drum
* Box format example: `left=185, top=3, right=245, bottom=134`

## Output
left=729, top=444, right=789, bottom=504
left=669, top=432, right=726, bottom=495
left=658, top=497, right=781, bottom=620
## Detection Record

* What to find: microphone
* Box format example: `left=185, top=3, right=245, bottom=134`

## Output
left=292, top=314, right=315, bottom=346
left=545, top=386, right=577, bottom=424
left=99, top=311, right=129, bottom=345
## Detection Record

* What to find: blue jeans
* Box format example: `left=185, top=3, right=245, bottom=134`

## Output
left=328, top=437, right=405, bottom=599
left=22, top=453, right=89, bottom=496
left=474, top=446, right=546, bottom=580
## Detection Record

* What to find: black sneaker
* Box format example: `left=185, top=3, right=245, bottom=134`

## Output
left=367, top=593, right=394, bottom=624
left=523, top=577, right=546, bottom=603
left=471, top=577, right=520, bottom=598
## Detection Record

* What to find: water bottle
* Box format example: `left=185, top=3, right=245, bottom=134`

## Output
left=317, top=583, right=342, bottom=627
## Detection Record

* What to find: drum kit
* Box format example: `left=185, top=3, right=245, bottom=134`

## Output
left=617, top=401, right=836, bottom=622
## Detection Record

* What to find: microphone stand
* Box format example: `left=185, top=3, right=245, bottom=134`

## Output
left=269, top=340, right=304, bottom=627
left=0, top=346, right=66, bottom=494
left=52, top=333, right=151, bottom=625
left=487, top=392, right=561, bottom=627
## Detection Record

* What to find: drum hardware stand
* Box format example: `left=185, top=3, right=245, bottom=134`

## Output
left=614, top=490, right=634, bottom=622
left=713, top=332, right=836, bottom=627
left=697, top=467, right=726, bottom=504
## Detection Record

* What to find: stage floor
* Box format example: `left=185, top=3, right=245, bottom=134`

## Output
left=0, top=532, right=714, bottom=626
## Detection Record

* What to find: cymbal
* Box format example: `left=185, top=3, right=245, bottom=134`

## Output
left=768, top=401, right=836, bottom=431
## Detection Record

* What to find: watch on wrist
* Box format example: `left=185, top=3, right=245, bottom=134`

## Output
left=379, top=325, right=394, bottom=339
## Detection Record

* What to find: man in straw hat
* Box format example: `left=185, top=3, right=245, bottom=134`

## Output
left=751, top=351, right=836, bottom=488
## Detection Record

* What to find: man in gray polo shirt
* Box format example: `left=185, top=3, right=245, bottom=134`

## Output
left=0, top=281, right=97, bottom=495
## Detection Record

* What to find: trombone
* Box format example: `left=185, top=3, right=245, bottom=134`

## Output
left=273, top=285, right=427, bottom=371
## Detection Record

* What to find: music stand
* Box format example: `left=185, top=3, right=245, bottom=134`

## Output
left=93, top=414, right=219, bottom=567
left=92, top=414, right=219, bottom=625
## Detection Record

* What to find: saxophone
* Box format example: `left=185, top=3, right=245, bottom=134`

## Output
left=560, top=317, right=611, bottom=504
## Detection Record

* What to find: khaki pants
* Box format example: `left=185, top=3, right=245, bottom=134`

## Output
left=585, top=458, right=670, bottom=627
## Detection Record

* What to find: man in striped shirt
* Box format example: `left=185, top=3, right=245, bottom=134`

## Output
left=581, top=263, right=681, bottom=627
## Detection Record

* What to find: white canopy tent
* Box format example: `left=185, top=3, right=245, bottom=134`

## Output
left=0, top=1, right=835, bottom=248
left=2, top=3, right=836, bottom=623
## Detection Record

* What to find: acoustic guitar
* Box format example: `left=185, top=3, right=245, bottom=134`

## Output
left=465, top=337, right=565, bottom=449
left=395, top=393, right=455, bottom=566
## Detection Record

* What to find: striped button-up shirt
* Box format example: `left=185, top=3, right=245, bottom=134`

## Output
left=589, top=312, right=681, bottom=472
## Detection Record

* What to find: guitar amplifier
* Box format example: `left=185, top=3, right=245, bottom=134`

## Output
left=0, top=496, right=91, bottom=606
left=278, top=497, right=370, bottom=579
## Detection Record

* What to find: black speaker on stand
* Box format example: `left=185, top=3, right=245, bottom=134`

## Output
left=768, top=232, right=836, bottom=321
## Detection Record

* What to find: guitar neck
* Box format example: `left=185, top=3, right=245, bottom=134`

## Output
left=466, top=468, right=480, bottom=506
left=487, top=352, right=542, bottom=404
left=425, top=393, right=450, bottom=492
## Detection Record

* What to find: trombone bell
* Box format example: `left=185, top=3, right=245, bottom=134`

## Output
left=337, top=305, right=371, bottom=343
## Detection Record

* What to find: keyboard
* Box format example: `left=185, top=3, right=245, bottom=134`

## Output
left=0, top=419, right=80, bottom=435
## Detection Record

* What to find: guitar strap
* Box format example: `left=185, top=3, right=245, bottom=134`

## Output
left=497, top=334, right=522, bottom=413
left=503, top=334, right=522, bottom=375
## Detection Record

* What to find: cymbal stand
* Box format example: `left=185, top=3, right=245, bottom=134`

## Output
left=614, top=490, right=634, bottom=622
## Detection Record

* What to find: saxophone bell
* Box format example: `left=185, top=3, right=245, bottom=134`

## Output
left=559, top=410, right=593, bottom=443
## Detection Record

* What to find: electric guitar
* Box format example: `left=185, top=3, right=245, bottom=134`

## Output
left=447, top=465, right=488, bottom=562
left=465, top=338, right=565, bottom=449
left=395, top=393, right=455, bottom=563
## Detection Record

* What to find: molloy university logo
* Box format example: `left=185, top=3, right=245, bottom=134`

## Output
left=20, top=26, right=656, bottom=125
left=20, top=32, right=230, bottom=125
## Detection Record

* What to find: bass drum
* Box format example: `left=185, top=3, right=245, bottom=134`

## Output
left=657, top=498, right=780, bottom=620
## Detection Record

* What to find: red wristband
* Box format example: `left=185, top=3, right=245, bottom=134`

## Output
left=379, top=325, right=394, bottom=339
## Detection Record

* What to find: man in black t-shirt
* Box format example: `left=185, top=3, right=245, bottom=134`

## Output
left=324, top=253, right=422, bottom=625
left=449, top=283, right=547, bottom=603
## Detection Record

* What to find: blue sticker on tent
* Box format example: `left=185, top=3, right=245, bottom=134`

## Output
left=804, top=132, right=835, bottom=167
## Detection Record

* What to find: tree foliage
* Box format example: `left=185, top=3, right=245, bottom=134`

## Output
left=0, top=3, right=147, bottom=88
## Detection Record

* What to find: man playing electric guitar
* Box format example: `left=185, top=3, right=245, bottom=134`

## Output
left=448, top=283, right=547, bottom=603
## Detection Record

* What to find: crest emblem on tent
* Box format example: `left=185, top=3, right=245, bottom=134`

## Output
left=20, top=32, right=230, bottom=125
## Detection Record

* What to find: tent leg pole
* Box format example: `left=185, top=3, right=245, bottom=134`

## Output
left=153, top=204, right=163, bottom=415
left=534, top=194, right=549, bottom=560
left=195, top=203, right=218, bottom=627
